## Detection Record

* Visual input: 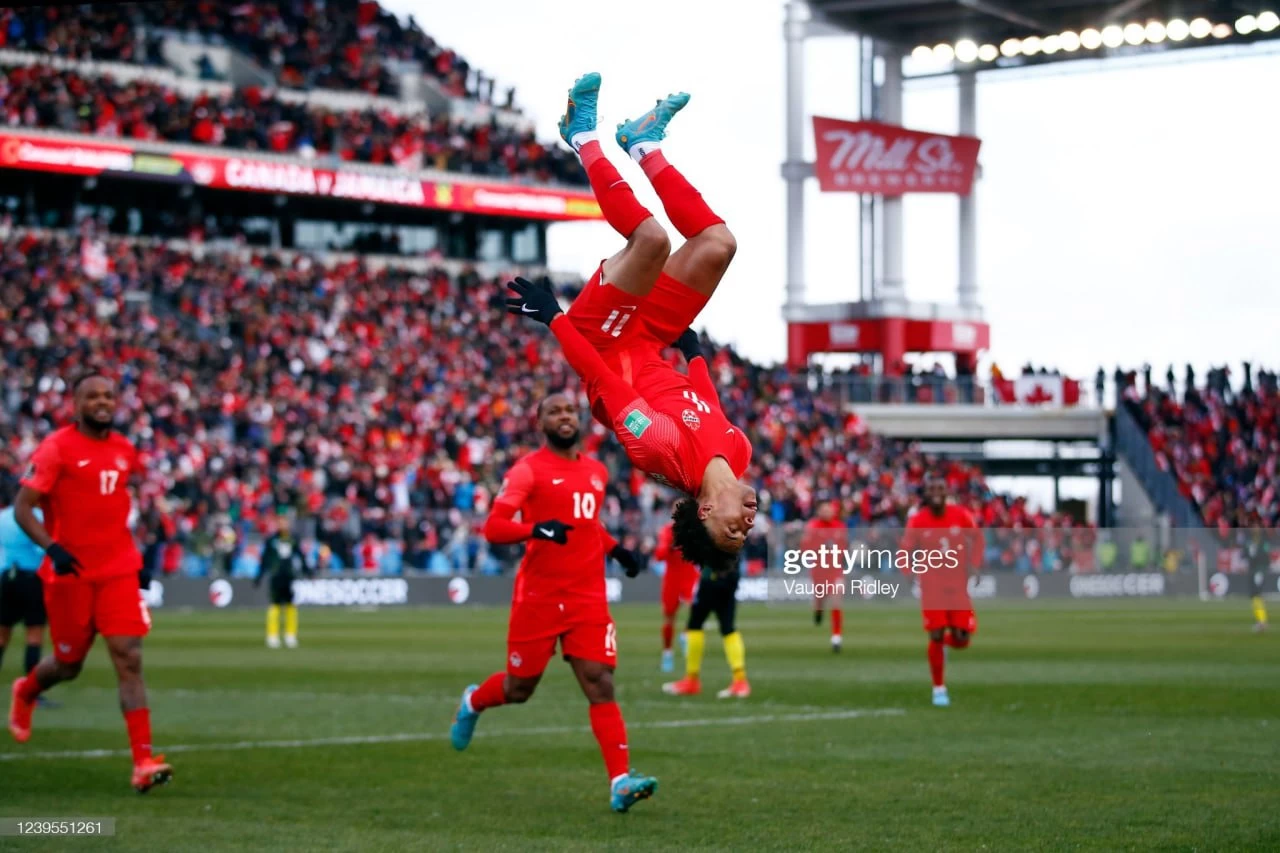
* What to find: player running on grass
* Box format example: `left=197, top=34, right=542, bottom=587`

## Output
left=8, top=373, right=172, bottom=793
left=654, top=517, right=699, bottom=673
left=900, top=475, right=983, bottom=708
left=449, top=392, right=656, bottom=814
left=506, top=71, right=755, bottom=576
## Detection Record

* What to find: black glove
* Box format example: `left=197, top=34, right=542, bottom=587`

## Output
left=505, top=276, right=563, bottom=326
left=46, top=543, right=82, bottom=577
left=530, top=520, right=573, bottom=545
left=139, top=567, right=153, bottom=590
left=674, top=328, right=702, bottom=362
left=610, top=545, right=642, bottom=578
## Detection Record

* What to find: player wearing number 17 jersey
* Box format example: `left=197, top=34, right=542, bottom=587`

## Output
left=8, top=373, right=172, bottom=793
left=506, top=71, right=755, bottom=576
left=449, top=393, right=656, bottom=813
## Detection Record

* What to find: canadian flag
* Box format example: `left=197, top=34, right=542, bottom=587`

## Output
left=995, top=376, right=1081, bottom=406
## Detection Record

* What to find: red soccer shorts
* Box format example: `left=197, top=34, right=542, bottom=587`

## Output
left=812, top=566, right=846, bottom=607
left=661, top=568, right=699, bottom=617
left=44, top=573, right=151, bottom=664
left=506, top=601, right=617, bottom=678
left=922, top=609, right=978, bottom=634
left=568, top=262, right=708, bottom=359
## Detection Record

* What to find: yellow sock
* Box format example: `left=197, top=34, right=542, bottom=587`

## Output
left=723, top=632, right=746, bottom=681
left=285, top=604, right=299, bottom=637
left=266, top=605, right=280, bottom=640
left=1252, top=597, right=1268, bottom=625
left=685, top=630, right=705, bottom=679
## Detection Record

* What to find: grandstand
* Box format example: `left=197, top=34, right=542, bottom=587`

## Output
left=1, top=2, right=1278, bottom=849
left=0, top=0, right=1275, bottom=587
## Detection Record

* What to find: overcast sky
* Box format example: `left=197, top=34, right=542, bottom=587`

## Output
left=386, top=0, right=1280, bottom=378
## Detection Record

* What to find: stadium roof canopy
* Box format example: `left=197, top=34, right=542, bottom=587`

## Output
left=804, top=0, right=1280, bottom=72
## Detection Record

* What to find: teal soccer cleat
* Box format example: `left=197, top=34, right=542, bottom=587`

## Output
left=450, top=684, right=480, bottom=750
left=932, top=686, right=951, bottom=708
left=611, top=769, right=658, bottom=813
left=558, top=72, right=602, bottom=147
left=615, top=92, right=690, bottom=155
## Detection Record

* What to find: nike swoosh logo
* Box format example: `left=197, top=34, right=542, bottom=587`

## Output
left=726, top=428, right=735, bottom=434
left=552, top=478, right=565, bottom=485
left=521, top=305, right=538, bottom=314
left=539, top=528, right=556, bottom=537
left=78, top=460, right=91, bottom=467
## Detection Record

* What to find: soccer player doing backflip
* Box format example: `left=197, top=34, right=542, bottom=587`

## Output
left=506, top=71, right=755, bottom=574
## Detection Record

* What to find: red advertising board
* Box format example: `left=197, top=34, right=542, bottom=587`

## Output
left=0, top=131, right=603, bottom=222
left=811, top=117, right=981, bottom=196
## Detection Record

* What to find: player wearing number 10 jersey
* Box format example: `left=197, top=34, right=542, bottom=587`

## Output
left=506, top=72, right=755, bottom=577
left=449, top=393, right=657, bottom=813
left=8, top=373, right=172, bottom=793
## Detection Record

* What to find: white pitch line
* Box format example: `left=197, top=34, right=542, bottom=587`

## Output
left=0, top=707, right=904, bottom=762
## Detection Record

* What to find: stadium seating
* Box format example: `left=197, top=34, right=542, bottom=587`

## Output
left=1, top=229, right=1083, bottom=576
left=0, top=1, right=503, bottom=102
left=1126, top=366, right=1279, bottom=529
left=0, top=65, right=585, bottom=184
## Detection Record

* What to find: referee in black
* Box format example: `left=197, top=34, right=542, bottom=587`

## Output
left=0, top=503, right=58, bottom=706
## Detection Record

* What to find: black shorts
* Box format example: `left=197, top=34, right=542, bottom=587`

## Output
left=687, top=571, right=739, bottom=635
left=268, top=576, right=295, bottom=606
left=0, top=569, right=47, bottom=628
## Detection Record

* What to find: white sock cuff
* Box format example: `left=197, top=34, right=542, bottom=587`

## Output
left=628, top=140, right=661, bottom=163
left=571, top=130, right=598, bottom=153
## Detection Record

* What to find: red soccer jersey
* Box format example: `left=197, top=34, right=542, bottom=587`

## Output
left=551, top=315, right=752, bottom=495
left=487, top=447, right=616, bottom=606
left=902, top=503, right=982, bottom=610
left=21, top=426, right=142, bottom=584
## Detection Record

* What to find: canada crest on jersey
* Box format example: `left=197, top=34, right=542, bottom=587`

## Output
left=681, top=409, right=701, bottom=430
left=590, top=475, right=605, bottom=492
left=115, top=455, right=130, bottom=472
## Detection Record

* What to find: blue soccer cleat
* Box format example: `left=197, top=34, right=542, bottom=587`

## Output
left=932, top=686, right=950, bottom=708
left=559, top=72, right=602, bottom=147
left=611, top=769, right=658, bottom=813
left=615, top=92, right=690, bottom=155
left=450, top=684, right=480, bottom=751
left=660, top=649, right=674, bottom=673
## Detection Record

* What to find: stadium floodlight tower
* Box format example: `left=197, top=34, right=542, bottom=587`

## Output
left=782, top=0, right=1280, bottom=373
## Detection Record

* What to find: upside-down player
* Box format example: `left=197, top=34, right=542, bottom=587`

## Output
left=901, top=475, right=982, bottom=708
left=804, top=500, right=847, bottom=653
left=449, top=392, right=656, bottom=813
left=8, top=373, right=173, bottom=792
left=506, top=71, right=755, bottom=577
left=654, top=517, right=699, bottom=673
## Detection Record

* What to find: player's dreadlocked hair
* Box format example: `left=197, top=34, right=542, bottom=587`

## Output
left=671, top=498, right=738, bottom=573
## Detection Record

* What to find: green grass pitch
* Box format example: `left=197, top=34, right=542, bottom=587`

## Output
left=1, top=600, right=1277, bottom=851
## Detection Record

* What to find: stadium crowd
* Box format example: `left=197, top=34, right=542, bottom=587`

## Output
left=0, top=1, right=508, bottom=102
left=0, top=227, right=1096, bottom=577
left=0, top=65, right=585, bottom=184
left=1124, top=363, right=1279, bottom=530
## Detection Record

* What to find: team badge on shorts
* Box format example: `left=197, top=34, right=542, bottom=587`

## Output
left=681, top=409, right=701, bottom=430
left=509, top=652, right=523, bottom=668
left=623, top=409, right=652, bottom=438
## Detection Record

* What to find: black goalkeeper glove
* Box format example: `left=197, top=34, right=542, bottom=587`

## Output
left=674, top=328, right=702, bottom=362
left=610, top=545, right=642, bottom=578
left=505, top=276, right=563, bottom=326
left=46, top=543, right=82, bottom=577
left=530, top=519, right=574, bottom=545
